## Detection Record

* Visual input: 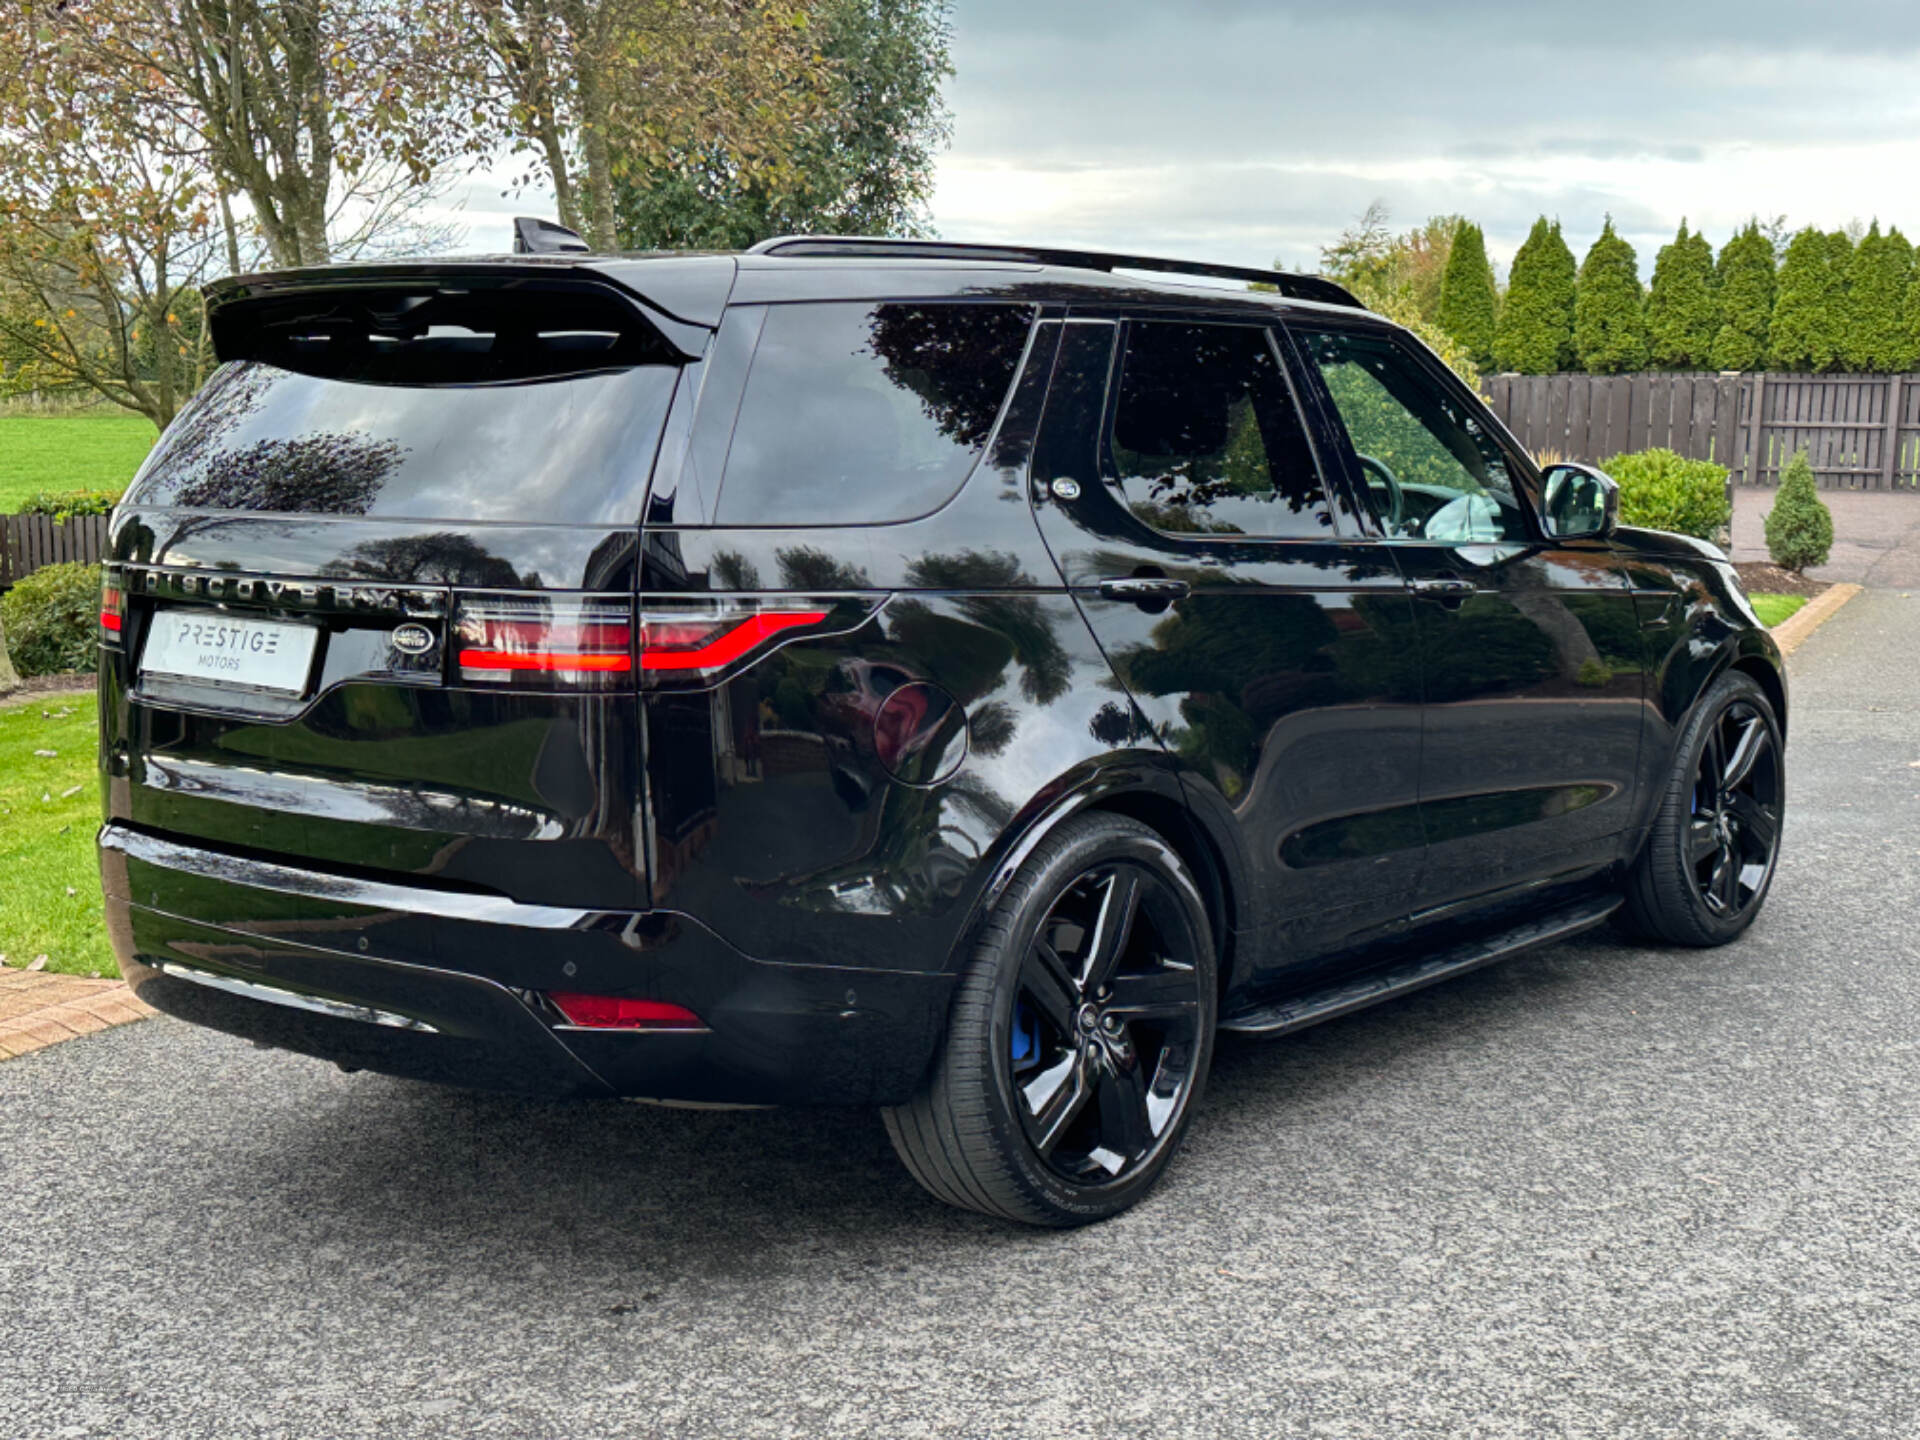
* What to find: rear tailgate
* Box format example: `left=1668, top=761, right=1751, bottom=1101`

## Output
left=100, top=265, right=713, bottom=910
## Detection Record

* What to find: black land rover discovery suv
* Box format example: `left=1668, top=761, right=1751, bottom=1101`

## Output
left=98, top=235, right=1786, bottom=1226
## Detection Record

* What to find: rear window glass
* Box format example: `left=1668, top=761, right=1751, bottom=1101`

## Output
left=715, top=301, right=1033, bottom=525
left=126, top=360, right=680, bottom=524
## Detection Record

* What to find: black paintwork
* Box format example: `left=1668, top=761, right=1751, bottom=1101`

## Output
left=100, top=248, right=1785, bottom=1105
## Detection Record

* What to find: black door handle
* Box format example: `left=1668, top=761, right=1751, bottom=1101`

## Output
left=1098, top=576, right=1191, bottom=602
left=1410, top=578, right=1477, bottom=600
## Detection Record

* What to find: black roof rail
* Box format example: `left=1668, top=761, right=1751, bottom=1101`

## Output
left=745, top=235, right=1365, bottom=310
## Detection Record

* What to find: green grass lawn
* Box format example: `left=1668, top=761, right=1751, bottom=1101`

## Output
left=0, top=414, right=158, bottom=511
left=1750, top=593, right=1808, bottom=628
left=0, top=690, right=113, bottom=978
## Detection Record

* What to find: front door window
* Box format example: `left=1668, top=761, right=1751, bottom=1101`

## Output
left=1295, top=328, right=1522, bottom=543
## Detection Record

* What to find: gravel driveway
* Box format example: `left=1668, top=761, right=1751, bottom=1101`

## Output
left=4, top=591, right=1917, bottom=1440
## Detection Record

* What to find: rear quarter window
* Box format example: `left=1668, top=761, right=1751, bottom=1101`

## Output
left=714, top=301, right=1034, bottom=526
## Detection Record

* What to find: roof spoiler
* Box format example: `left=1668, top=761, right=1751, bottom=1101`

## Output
left=203, top=265, right=707, bottom=379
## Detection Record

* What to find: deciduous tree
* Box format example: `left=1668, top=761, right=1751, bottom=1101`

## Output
left=1494, top=217, right=1575, bottom=374
left=619, top=0, right=952, bottom=247
left=0, top=3, right=216, bottom=428
left=475, top=0, right=831, bottom=252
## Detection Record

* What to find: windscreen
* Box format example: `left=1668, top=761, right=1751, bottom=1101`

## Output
left=126, top=359, right=680, bottom=525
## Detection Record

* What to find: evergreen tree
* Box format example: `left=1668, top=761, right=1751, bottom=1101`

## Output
left=1574, top=219, right=1648, bottom=374
left=1765, top=451, right=1833, bottom=572
left=1904, top=267, right=1920, bottom=375
left=1435, top=221, right=1497, bottom=370
left=1709, top=220, right=1776, bottom=370
left=1494, top=216, right=1577, bottom=373
left=1770, top=226, right=1851, bottom=371
left=1842, top=222, right=1914, bottom=371
left=1646, top=220, right=1719, bottom=369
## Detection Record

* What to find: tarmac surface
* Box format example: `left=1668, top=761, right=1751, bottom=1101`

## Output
left=2, top=590, right=1917, bottom=1439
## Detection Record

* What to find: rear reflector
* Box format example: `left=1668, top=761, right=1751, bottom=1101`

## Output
left=548, top=993, right=705, bottom=1030
left=99, top=577, right=124, bottom=639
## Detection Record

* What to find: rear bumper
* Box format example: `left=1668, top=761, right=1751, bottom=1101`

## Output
left=100, top=825, right=953, bottom=1105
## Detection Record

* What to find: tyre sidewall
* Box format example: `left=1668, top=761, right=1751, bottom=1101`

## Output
left=1661, top=671, right=1785, bottom=943
left=976, top=820, right=1217, bottom=1224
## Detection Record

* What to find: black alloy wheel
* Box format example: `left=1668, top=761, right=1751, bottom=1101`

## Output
left=883, top=813, right=1217, bottom=1226
left=1687, top=697, right=1782, bottom=920
left=1623, top=670, right=1785, bottom=946
left=1008, top=863, right=1207, bottom=1184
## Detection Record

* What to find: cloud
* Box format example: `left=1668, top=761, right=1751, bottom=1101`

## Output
left=931, top=0, right=1920, bottom=276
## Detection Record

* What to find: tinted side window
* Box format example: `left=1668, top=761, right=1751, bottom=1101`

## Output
left=1295, top=327, right=1522, bottom=543
left=1103, top=321, right=1330, bottom=538
left=715, top=301, right=1033, bottom=526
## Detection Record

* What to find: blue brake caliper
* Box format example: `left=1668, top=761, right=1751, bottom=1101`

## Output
left=1011, top=1000, right=1039, bottom=1070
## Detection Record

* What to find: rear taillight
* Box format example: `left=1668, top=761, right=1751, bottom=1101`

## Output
left=548, top=993, right=705, bottom=1031
left=99, top=573, right=123, bottom=641
left=634, top=598, right=880, bottom=686
left=451, top=593, right=874, bottom=689
left=454, top=595, right=633, bottom=689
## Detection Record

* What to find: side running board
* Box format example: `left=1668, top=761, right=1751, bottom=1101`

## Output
left=1219, top=895, right=1622, bottom=1037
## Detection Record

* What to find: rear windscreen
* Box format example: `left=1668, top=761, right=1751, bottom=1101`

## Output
left=126, top=359, right=680, bottom=524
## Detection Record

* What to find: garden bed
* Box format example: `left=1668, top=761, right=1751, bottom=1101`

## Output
left=1732, top=561, right=1830, bottom=599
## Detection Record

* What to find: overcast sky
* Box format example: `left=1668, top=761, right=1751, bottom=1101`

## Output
left=445, top=1, right=1920, bottom=281
left=927, top=0, right=1920, bottom=279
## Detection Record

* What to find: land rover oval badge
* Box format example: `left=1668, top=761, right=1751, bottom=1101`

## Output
left=391, top=623, right=436, bottom=656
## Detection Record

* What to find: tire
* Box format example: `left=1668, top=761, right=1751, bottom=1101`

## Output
left=883, top=813, right=1218, bottom=1226
left=1621, top=669, right=1785, bottom=946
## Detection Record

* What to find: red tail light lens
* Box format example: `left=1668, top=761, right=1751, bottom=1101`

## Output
left=548, top=993, right=705, bottom=1030
left=635, top=598, right=871, bottom=686
left=100, top=574, right=124, bottom=640
left=640, top=607, right=827, bottom=673
left=454, top=595, right=632, bottom=688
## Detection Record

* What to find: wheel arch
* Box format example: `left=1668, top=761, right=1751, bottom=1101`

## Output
left=952, top=754, right=1250, bottom=1002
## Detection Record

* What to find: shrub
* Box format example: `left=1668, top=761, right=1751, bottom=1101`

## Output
left=1764, top=451, right=1833, bottom=572
left=14, top=489, right=122, bottom=521
left=0, top=562, right=101, bottom=676
left=1601, top=448, right=1732, bottom=541
left=1574, top=219, right=1649, bottom=373
left=1495, top=217, right=1577, bottom=374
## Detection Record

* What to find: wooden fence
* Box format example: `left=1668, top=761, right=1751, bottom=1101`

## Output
left=0, top=513, right=110, bottom=590
left=1482, top=372, right=1920, bottom=491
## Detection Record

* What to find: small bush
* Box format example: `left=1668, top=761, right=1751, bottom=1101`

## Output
left=14, top=489, right=121, bottom=521
left=1765, top=451, right=1834, bottom=572
left=0, top=562, right=102, bottom=676
left=1601, top=448, right=1732, bottom=541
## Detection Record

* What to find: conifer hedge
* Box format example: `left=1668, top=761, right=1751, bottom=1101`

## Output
left=1494, top=217, right=1576, bottom=374
left=1436, top=221, right=1498, bottom=370
left=1710, top=221, right=1776, bottom=371
left=1646, top=221, right=1719, bottom=369
left=1574, top=220, right=1648, bottom=373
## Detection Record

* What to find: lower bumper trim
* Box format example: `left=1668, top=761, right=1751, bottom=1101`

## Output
left=158, top=961, right=440, bottom=1033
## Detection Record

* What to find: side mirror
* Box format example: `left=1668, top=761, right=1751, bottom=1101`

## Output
left=1541, top=462, right=1618, bottom=541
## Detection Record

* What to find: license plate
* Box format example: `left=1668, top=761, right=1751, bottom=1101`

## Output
left=141, top=611, right=319, bottom=694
